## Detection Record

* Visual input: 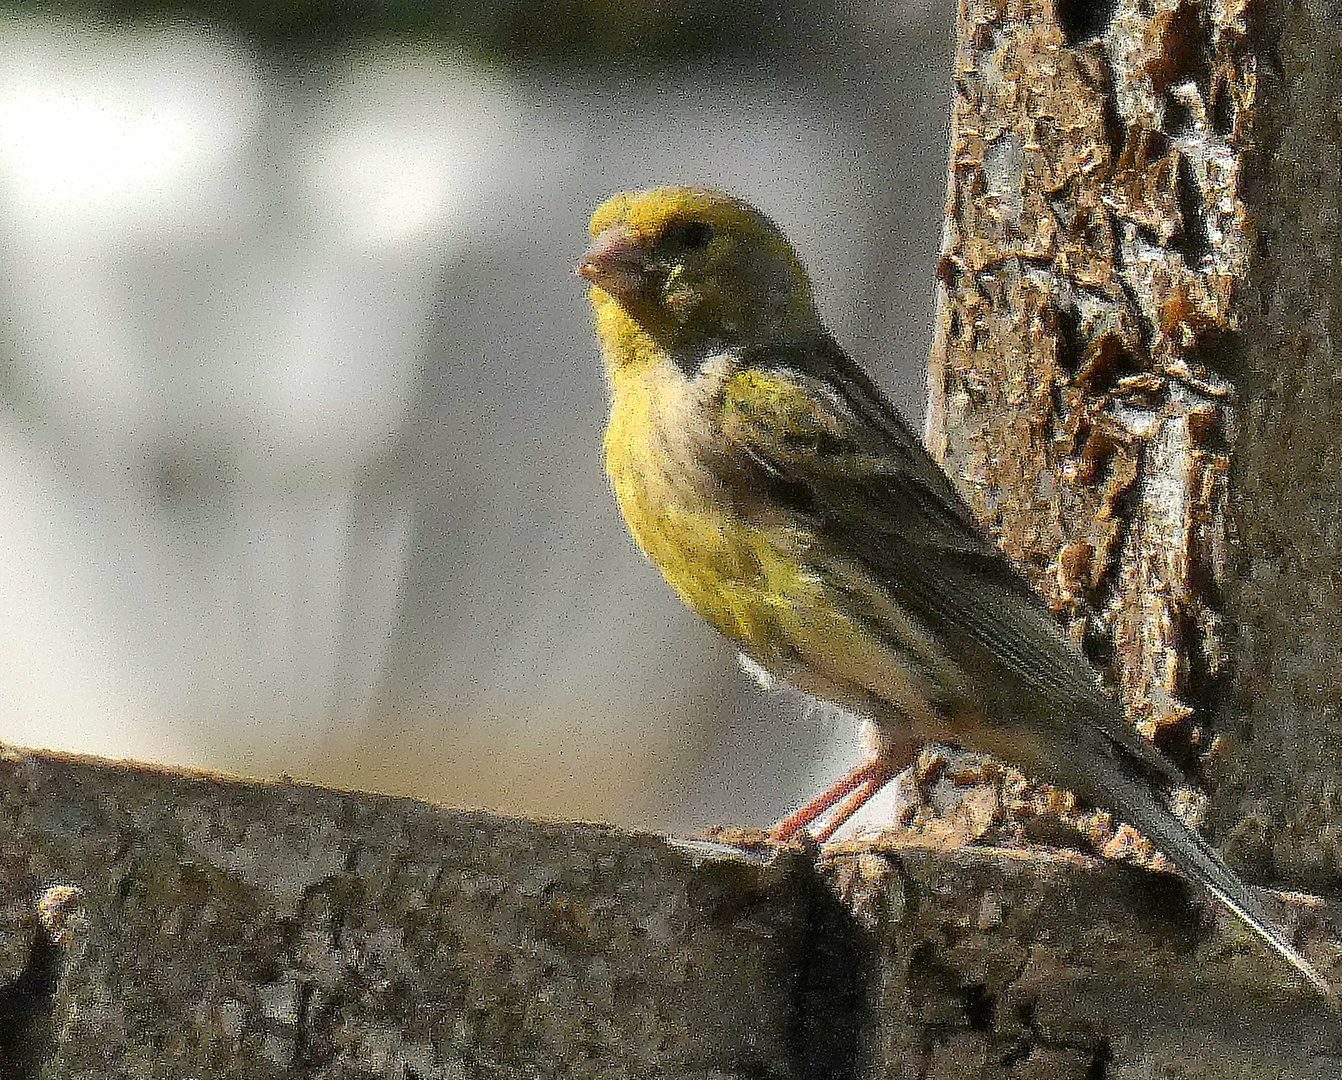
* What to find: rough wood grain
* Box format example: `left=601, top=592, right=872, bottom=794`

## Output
left=928, top=0, right=1342, bottom=891
left=823, top=839, right=1341, bottom=1079
left=928, top=0, right=1251, bottom=770
left=1217, top=1, right=1342, bottom=888
left=2, top=747, right=1338, bottom=1078
left=0, top=746, right=817, bottom=1079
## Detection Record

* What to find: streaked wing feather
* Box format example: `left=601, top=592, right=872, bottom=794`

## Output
left=718, top=342, right=1179, bottom=786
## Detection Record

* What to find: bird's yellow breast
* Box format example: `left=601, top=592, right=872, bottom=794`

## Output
left=594, top=295, right=954, bottom=725
left=602, top=355, right=941, bottom=727
left=602, top=357, right=810, bottom=653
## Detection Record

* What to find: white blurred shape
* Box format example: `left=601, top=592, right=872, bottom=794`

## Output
left=0, top=431, right=182, bottom=761
left=254, top=255, right=426, bottom=469
left=0, top=18, right=263, bottom=234
left=303, top=50, right=523, bottom=247
left=1, top=89, right=193, bottom=205
left=315, top=128, right=459, bottom=242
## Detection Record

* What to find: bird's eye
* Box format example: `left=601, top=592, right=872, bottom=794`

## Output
left=668, top=220, right=714, bottom=250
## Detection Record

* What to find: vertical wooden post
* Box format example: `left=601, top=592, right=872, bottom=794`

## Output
left=928, top=0, right=1342, bottom=891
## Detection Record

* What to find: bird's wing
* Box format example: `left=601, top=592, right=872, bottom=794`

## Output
left=718, top=341, right=993, bottom=555
left=716, top=341, right=1180, bottom=786
left=717, top=340, right=1035, bottom=608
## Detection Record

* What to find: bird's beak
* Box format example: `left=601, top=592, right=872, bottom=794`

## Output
left=577, top=226, right=652, bottom=303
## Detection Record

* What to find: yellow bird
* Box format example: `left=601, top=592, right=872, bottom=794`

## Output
left=578, top=184, right=1331, bottom=998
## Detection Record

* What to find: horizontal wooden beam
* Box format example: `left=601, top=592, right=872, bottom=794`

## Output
left=0, top=746, right=1336, bottom=1078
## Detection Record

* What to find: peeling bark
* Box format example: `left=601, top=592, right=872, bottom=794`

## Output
left=929, top=0, right=1342, bottom=893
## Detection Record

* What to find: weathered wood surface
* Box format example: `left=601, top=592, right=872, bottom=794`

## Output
left=929, top=0, right=1259, bottom=779
left=7, top=1, right=1342, bottom=1076
left=1220, top=0, right=1342, bottom=887
left=928, top=0, right=1342, bottom=887
left=1, top=746, right=1337, bottom=1079
left=0, top=746, right=814, bottom=1079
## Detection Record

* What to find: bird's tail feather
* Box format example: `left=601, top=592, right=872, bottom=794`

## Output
left=1092, top=747, right=1334, bottom=1001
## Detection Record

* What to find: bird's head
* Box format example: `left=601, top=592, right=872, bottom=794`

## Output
left=579, top=186, right=822, bottom=360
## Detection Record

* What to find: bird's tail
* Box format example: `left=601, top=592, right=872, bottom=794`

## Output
left=1091, top=746, right=1335, bottom=1001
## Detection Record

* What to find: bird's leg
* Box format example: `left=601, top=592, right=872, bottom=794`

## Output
left=809, top=761, right=898, bottom=843
left=769, top=757, right=894, bottom=842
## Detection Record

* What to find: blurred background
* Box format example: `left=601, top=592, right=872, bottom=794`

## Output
left=0, top=0, right=952, bottom=833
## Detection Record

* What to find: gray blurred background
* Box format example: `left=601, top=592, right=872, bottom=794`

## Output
left=0, top=1, right=952, bottom=833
